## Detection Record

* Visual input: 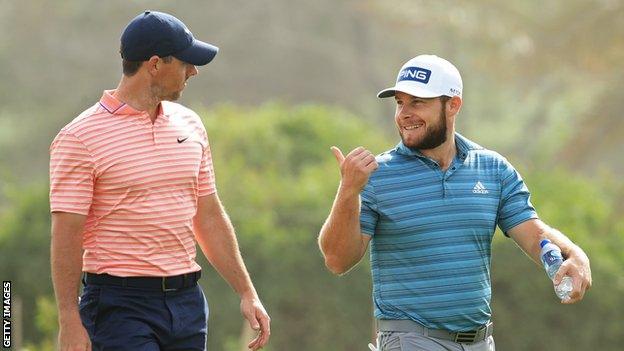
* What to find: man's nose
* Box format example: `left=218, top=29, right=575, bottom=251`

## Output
left=187, top=65, right=198, bottom=77
left=398, top=106, right=412, bottom=119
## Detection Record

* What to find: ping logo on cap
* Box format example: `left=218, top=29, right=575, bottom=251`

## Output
left=398, top=66, right=431, bottom=84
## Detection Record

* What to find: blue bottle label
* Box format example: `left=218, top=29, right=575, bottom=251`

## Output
left=542, top=250, right=563, bottom=266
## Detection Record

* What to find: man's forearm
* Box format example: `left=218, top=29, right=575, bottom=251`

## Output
left=514, top=219, right=593, bottom=302
left=510, top=219, right=587, bottom=265
left=195, top=214, right=257, bottom=298
left=318, top=184, right=365, bottom=273
left=543, top=225, right=588, bottom=262
left=51, top=230, right=84, bottom=323
left=51, top=212, right=87, bottom=325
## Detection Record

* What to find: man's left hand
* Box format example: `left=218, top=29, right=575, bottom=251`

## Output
left=555, top=248, right=592, bottom=304
left=240, top=295, right=271, bottom=350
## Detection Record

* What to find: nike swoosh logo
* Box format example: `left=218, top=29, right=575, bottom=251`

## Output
left=177, top=136, right=189, bottom=143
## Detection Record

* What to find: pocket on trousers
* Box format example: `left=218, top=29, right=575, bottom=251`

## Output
left=465, top=335, right=496, bottom=351
left=378, top=331, right=403, bottom=351
left=196, top=285, right=209, bottom=333
left=78, top=287, right=101, bottom=335
left=175, top=285, right=209, bottom=335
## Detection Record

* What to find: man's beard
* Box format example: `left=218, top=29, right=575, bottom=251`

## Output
left=402, top=108, right=448, bottom=151
left=151, top=83, right=182, bottom=102
left=158, top=89, right=181, bottom=102
left=163, top=91, right=181, bottom=101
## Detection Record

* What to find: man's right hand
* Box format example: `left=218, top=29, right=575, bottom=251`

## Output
left=58, top=316, right=91, bottom=351
left=331, top=146, right=378, bottom=193
left=320, top=146, right=376, bottom=274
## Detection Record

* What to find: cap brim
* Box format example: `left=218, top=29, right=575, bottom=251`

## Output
left=174, top=39, right=219, bottom=66
left=377, top=86, right=442, bottom=99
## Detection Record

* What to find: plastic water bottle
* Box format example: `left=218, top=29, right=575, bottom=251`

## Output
left=540, top=239, right=573, bottom=300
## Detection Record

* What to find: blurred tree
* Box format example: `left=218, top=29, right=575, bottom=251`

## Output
left=1, top=0, right=623, bottom=349
left=2, top=0, right=623, bottom=198
left=491, top=169, right=624, bottom=350
left=365, top=0, right=624, bottom=169
left=0, top=103, right=621, bottom=349
left=197, top=103, right=390, bottom=350
left=24, top=296, right=57, bottom=351
left=0, top=182, right=52, bottom=345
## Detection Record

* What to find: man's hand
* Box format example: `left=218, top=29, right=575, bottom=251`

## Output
left=331, top=146, right=378, bottom=193
left=507, top=219, right=592, bottom=305
left=58, top=316, right=91, bottom=351
left=240, top=295, right=271, bottom=350
left=194, top=194, right=270, bottom=348
left=555, top=249, right=592, bottom=304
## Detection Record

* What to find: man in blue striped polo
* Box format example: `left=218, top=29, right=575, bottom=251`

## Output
left=318, top=55, right=592, bottom=351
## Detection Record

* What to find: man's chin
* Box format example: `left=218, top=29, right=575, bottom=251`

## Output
left=401, top=137, right=446, bottom=151
left=400, top=135, right=424, bottom=150
left=163, top=93, right=181, bottom=102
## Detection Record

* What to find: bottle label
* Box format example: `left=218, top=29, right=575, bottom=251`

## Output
left=542, top=250, right=563, bottom=266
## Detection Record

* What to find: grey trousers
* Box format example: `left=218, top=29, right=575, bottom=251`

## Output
left=376, top=331, right=495, bottom=351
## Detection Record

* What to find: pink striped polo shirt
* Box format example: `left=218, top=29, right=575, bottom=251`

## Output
left=49, top=90, right=216, bottom=277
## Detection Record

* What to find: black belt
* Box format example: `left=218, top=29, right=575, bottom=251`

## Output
left=378, top=319, right=493, bottom=344
left=83, top=270, right=201, bottom=292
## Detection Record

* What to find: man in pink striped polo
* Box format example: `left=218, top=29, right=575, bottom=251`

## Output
left=50, top=11, right=270, bottom=351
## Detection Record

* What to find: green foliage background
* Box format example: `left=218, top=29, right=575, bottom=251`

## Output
left=1, top=1, right=623, bottom=350
left=1, top=104, right=622, bottom=350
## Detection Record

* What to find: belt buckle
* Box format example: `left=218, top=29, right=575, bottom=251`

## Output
left=454, top=330, right=478, bottom=343
left=161, top=277, right=177, bottom=292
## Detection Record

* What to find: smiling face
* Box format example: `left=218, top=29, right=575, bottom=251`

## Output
left=394, top=91, right=450, bottom=150
left=151, top=56, right=198, bottom=101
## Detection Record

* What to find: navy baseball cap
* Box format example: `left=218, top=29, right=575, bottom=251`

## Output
left=120, top=11, right=218, bottom=66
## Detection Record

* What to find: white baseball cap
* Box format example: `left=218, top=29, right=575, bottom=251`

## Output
left=377, top=55, right=462, bottom=99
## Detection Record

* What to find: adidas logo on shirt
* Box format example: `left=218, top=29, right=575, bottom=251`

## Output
left=472, top=181, right=489, bottom=194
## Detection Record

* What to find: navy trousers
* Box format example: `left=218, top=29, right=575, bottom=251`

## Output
left=79, top=283, right=209, bottom=350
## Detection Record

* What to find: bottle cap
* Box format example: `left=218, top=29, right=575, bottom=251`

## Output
left=539, top=239, right=551, bottom=248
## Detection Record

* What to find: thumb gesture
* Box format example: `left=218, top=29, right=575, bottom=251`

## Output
left=331, top=146, right=345, bottom=166
left=330, top=146, right=378, bottom=191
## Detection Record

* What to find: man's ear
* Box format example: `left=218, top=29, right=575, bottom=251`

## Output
left=448, top=96, right=462, bottom=116
left=145, top=55, right=161, bottom=76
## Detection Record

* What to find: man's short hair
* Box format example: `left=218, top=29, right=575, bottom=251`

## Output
left=122, top=55, right=173, bottom=77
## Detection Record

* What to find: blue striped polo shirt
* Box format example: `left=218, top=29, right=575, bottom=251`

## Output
left=360, top=133, right=538, bottom=332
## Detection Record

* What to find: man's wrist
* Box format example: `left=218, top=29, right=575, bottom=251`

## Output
left=239, top=288, right=259, bottom=301
left=337, top=183, right=361, bottom=199
left=58, top=309, right=82, bottom=326
left=564, top=245, right=586, bottom=261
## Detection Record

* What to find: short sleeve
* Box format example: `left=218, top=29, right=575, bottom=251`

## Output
left=49, top=130, right=95, bottom=215
left=197, top=129, right=216, bottom=197
left=359, top=181, right=379, bottom=236
left=497, top=157, right=538, bottom=235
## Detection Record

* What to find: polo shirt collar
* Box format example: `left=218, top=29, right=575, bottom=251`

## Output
left=99, top=90, right=171, bottom=122
left=395, top=141, right=425, bottom=158
left=395, top=132, right=481, bottom=159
